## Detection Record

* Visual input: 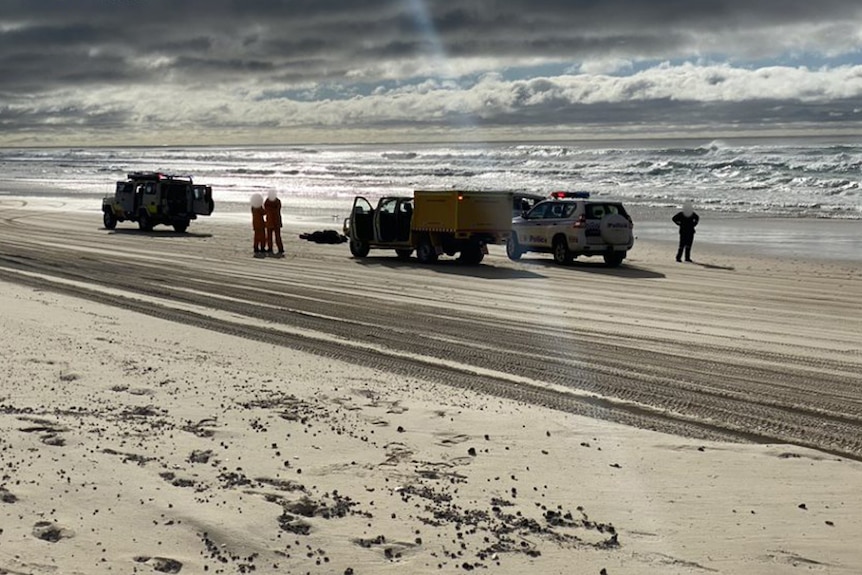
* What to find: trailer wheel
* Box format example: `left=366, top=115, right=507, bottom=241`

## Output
left=349, top=238, right=370, bottom=258
left=173, top=219, right=190, bottom=233
left=458, top=244, right=484, bottom=265
left=395, top=248, right=413, bottom=260
left=416, top=238, right=438, bottom=264
left=103, top=210, right=117, bottom=230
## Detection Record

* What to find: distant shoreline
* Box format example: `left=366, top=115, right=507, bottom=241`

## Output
left=2, top=130, right=862, bottom=150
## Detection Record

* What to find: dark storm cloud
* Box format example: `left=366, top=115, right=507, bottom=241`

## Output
left=2, top=0, right=862, bottom=143
left=4, top=0, right=859, bottom=88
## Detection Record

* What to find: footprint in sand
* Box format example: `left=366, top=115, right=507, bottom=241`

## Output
left=351, top=535, right=419, bottom=560
left=32, top=521, right=75, bottom=542
left=18, top=417, right=69, bottom=447
left=181, top=418, right=219, bottom=438
left=380, top=442, right=413, bottom=466
left=188, top=449, right=214, bottom=464
left=110, top=384, right=155, bottom=396
left=385, top=402, right=409, bottom=414
left=134, top=556, right=184, bottom=574
left=436, top=432, right=470, bottom=446
left=1, top=487, right=18, bottom=503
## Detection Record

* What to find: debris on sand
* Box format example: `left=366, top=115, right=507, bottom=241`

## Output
left=299, top=230, right=347, bottom=244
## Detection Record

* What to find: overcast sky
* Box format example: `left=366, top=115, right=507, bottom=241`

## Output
left=2, top=0, right=862, bottom=146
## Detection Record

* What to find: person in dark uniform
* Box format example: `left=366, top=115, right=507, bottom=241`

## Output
left=672, top=200, right=699, bottom=262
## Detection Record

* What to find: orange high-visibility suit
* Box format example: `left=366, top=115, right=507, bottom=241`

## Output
left=264, top=195, right=284, bottom=254
left=251, top=205, right=266, bottom=253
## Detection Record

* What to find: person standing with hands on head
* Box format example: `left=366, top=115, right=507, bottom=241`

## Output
left=264, top=189, right=284, bottom=256
left=672, top=200, right=699, bottom=262
left=250, top=193, right=267, bottom=256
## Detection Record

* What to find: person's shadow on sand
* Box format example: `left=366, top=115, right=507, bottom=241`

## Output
left=688, top=261, right=736, bottom=271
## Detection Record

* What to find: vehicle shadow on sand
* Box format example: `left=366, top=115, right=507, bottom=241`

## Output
left=103, top=228, right=213, bottom=239
left=352, top=257, right=547, bottom=280
left=518, top=258, right=666, bottom=279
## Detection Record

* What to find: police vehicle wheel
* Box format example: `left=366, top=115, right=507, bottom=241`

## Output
left=604, top=252, right=625, bottom=267
left=173, top=220, right=189, bottom=233
left=552, top=236, right=572, bottom=265
left=506, top=234, right=522, bottom=261
left=103, top=211, right=117, bottom=230
left=349, top=238, right=370, bottom=258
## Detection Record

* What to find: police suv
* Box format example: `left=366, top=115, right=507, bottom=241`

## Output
left=507, top=191, right=634, bottom=267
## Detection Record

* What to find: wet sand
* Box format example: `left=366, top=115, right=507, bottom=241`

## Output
left=1, top=197, right=861, bottom=574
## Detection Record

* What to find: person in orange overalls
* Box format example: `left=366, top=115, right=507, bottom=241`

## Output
left=250, top=193, right=267, bottom=255
left=264, top=190, right=284, bottom=255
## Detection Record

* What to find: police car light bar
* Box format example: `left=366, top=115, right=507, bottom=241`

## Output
left=551, top=191, right=590, bottom=199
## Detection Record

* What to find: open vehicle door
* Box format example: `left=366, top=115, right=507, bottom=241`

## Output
left=350, top=197, right=375, bottom=242
left=347, top=196, right=375, bottom=257
left=374, top=197, right=400, bottom=242
left=192, top=185, right=215, bottom=216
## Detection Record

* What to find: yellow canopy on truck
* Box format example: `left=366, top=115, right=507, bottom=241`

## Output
left=412, top=190, right=513, bottom=234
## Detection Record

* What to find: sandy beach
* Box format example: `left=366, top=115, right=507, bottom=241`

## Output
left=1, top=198, right=861, bottom=575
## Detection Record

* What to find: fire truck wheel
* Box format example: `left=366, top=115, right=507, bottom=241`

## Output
left=103, top=211, right=117, bottom=230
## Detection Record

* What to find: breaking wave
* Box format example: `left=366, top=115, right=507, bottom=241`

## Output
left=0, top=136, right=860, bottom=219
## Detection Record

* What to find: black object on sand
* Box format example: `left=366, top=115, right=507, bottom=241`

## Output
left=299, top=230, right=347, bottom=244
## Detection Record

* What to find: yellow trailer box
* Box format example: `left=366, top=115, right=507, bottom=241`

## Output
left=412, top=190, right=513, bottom=234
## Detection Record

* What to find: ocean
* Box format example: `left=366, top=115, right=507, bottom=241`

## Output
left=1, top=136, right=861, bottom=259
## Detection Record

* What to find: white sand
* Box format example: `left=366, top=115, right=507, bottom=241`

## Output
left=1, top=285, right=861, bottom=574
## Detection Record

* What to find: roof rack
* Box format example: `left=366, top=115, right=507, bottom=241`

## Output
left=126, top=172, right=193, bottom=183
